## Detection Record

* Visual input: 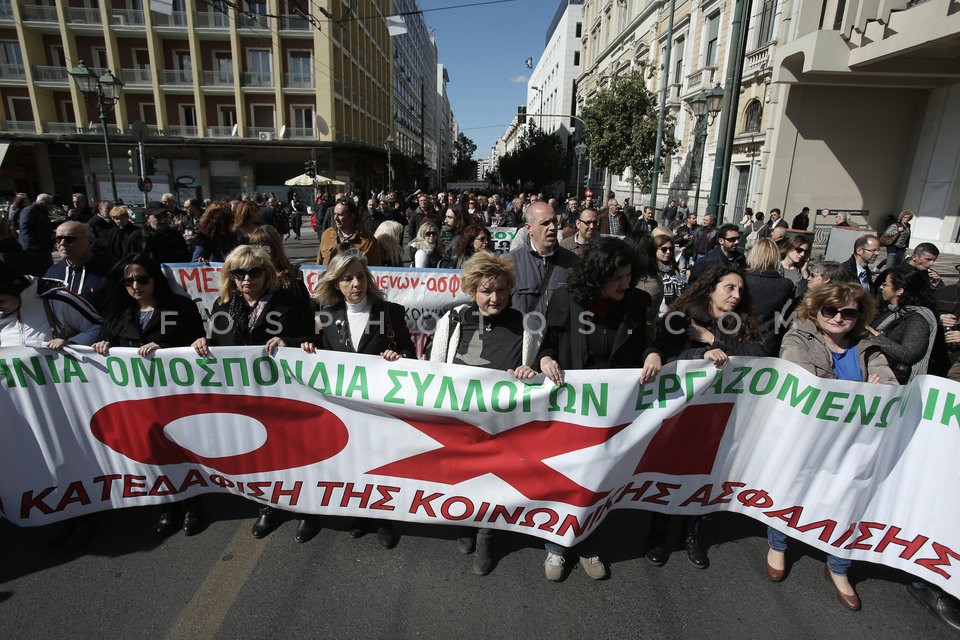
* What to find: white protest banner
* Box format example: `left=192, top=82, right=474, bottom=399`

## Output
left=0, top=348, right=958, bottom=596
left=162, top=263, right=471, bottom=356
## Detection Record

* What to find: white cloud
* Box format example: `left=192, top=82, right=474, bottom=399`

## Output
left=509, top=75, right=528, bottom=83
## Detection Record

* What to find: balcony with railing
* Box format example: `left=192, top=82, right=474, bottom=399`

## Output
left=279, top=14, right=311, bottom=31
left=287, top=127, right=315, bottom=139
left=120, top=68, right=153, bottom=85
left=165, top=125, right=198, bottom=137
left=246, top=127, right=276, bottom=139
left=745, top=43, right=773, bottom=76
left=201, top=70, right=235, bottom=87
left=20, top=5, right=57, bottom=22
left=33, top=65, right=68, bottom=83
left=237, top=13, right=270, bottom=29
left=686, top=66, right=717, bottom=92
left=45, top=121, right=78, bottom=133
left=240, top=72, right=273, bottom=87
left=3, top=120, right=36, bottom=132
left=67, top=7, right=101, bottom=24
left=195, top=11, right=230, bottom=28
left=159, top=69, right=193, bottom=85
left=207, top=125, right=237, bottom=137
left=151, top=11, right=188, bottom=27
left=110, top=9, right=145, bottom=27
left=283, top=73, right=314, bottom=89
left=0, top=63, right=25, bottom=80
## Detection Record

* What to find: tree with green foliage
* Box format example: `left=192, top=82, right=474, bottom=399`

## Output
left=581, top=70, right=676, bottom=193
left=451, top=132, right=478, bottom=181
left=495, top=126, right=567, bottom=191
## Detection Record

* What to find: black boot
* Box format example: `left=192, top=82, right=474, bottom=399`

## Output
left=646, top=513, right=668, bottom=566
left=295, top=516, right=320, bottom=543
left=473, top=528, right=495, bottom=576
left=376, top=521, right=397, bottom=549
left=684, top=517, right=709, bottom=569
left=156, top=508, right=182, bottom=537
left=182, top=498, right=204, bottom=536
left=251, top=506, right=276, bottom=539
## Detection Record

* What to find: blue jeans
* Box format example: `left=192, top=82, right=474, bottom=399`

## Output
left=767, top=526, right=850, bottom=575
left=545, top=529, right=600, bottom=558
left=886, top=246, right=906, bottom=270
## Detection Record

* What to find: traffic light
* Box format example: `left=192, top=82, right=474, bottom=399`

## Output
left=143, top=155, right=155, bottom=176
left=304, top=160, right=316, bottom=178
left=127, top=149, right=140, bottom=175
left=517, top=106, right=527, bottom=125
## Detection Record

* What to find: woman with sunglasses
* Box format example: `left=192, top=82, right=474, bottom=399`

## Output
left=302, top=248, right=415, bottom=549
left=650, top=265, right=766, bottom=570
left=192, top=245, right=315, bottom=541
left=409, top=221, right=443, bottom=268
left=770, top=282, right=896, bottom=610
left=651, top=232, right=684, bottom=316
left=92, top=254, right=206, bottom=536
left=779, top=235, right=812, bottom=294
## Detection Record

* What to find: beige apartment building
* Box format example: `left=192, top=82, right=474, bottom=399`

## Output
left=0, top=0, right=396, bottom=203
left=578, top=0, right=960, bottom=248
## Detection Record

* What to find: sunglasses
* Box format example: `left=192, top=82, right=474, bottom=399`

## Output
left=55, top=236, right=79, bottom=244
left=819, top=305, right=859, bottom=321
left=794, top=247, right=809, bottom=254
left=122, top=275, right=152, bottom=286
left=230, top=267, right=265, bottom=280
left=722, top=236, right=741, bottom=243
left=658, top=246, right=674, bottom=252
left=424, top=231, right=438, bottom=237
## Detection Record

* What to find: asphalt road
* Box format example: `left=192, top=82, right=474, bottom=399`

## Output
left=0, top=500, right=952, bottom=640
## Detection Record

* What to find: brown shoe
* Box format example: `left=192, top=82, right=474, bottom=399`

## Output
left=824, top=565, right=861, bottom=611
left=765, top=549, right=786, bottom=582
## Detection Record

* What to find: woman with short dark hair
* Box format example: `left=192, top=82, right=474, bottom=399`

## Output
left=537, top=237, right=662, bottom=582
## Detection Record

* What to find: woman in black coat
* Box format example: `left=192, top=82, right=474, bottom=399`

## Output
left=537, top=237, right=662, bottom=582
left=192, top=244, right=315, bottom=541
left=303, top=248, right=414, bottom=548
left=93, top=254, right=206, bottom=535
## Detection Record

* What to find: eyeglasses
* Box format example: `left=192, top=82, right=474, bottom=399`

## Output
left=819, top=305, right=859, bottom=321
left=578, top=219, right=598, bottom=226
left=722, top=236, right=741, bottom=243
left=794, top=247, right=809, bottom=254
left=122, top=275, right=152, bottom=286
left=658, top=246, right=674, bottom=253
left=229, top=267, right=265, bottom=280
left=55, top=236, right=78, bottom=245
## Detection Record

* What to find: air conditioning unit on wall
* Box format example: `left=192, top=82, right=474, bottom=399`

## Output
left=258, top=131, right=273, bottom=141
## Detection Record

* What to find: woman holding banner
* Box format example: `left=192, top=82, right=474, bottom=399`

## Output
left=191, top=245, right=315, bottom=542
left=770, top=282, right=896, bottom=610
left=429, top=251, right=538, bottom=575
left=650, top=266, right=766, bottom=570
left=537, top=237, right=662, bottom=582
left=303, top=248, right=415, bottom=549
left=92, top=254, right=206, bottom=536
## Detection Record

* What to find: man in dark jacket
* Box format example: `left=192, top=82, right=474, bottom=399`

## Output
left=838, top=234, right=881, bottom=290
left=597, top=198, right=632, bottom=235
left=689, top=223, right=746, bottom=281
left=87, top=198, right=117, bottom=257
left=18, top=193, right=55, bottom=270
left=124, top=202, right=190, bottom=264
left=45, top=221, right=113, bottom=312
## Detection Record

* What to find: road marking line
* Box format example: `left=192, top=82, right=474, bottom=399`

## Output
left=165, top=522, right=267, bottom=640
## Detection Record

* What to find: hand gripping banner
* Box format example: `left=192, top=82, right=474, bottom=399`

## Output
left=0, top=347, right=958, bottom=597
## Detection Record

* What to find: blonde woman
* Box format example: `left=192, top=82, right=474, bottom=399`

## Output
left=302, top=249, right=414, bottom=548
left=745, top=238, right=795, bottom=351
left=374, top=220, right=405, bottom=267
left=408, top=221, right=442, bottom=268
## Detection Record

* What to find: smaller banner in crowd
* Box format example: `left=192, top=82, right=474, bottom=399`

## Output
left=164, top=263, right=472, bottom=357
left=1, top=349, right=959, bottom=598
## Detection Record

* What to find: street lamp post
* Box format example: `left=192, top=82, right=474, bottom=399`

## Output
left=685, top=84, right=723, bottom=215
left=69, top=60, right=123, bottom=202
left=384, top=134, right=394, bottom=191
left=530, top=85, right=544, bottom=129
left=574, top=141, right=587, bottom=200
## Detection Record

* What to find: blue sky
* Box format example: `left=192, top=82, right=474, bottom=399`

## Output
left=422, top=0, right=556, bottom=158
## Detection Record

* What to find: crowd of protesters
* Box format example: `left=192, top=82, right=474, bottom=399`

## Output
left=2, top=186, right=960, bottom=628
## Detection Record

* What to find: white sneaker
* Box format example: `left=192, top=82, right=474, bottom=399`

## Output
left=580, top=555, right=608, bottom=580
left=544, top=552, right=566, bottom=581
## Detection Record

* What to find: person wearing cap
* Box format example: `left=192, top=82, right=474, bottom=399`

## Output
left=18, top=193, right=56, bottom=270
left=124, top=201, right=189, bottom=264
left=45, top=221, right=114, bottom=312
left=0, top=262, right=101, bottom=348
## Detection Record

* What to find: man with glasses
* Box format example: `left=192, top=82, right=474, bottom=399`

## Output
left=690, top=223, right=746, bottom=282
left=839, top=235, right=881, bottom=290
left=560, top=208, right=599, bottom=257
left=45, top=221, right=113, bottom=312
left=124, top=201, right=190, bottom=264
